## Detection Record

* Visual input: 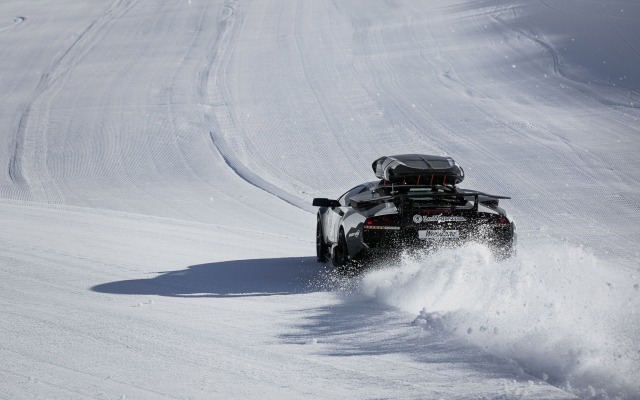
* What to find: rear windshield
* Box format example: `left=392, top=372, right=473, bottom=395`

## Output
left=405, top=195, right=471, bottom=209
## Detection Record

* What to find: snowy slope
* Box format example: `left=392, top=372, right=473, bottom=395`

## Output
left=1, top=0, right=639, bottom=399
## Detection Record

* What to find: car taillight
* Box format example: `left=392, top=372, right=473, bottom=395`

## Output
left=494, top=217, right=511, bottom=227
left=364, top=215, right=401, bottom=230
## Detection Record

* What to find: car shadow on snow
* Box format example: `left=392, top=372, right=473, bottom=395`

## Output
left=279, top=298, right=575, bottom=397
left=91, top=257, right=327, bottom=298
left=282, top=298, right=510, bottom=369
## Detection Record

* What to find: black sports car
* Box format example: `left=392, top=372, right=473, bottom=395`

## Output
left=313, top=154, right=516, bottom=271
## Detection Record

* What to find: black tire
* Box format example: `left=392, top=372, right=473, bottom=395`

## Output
left=316, top=218, right=328, bottom=263
left=332, top=230, right=352, bottom=273
left=491, top=239, right=515, bottom=260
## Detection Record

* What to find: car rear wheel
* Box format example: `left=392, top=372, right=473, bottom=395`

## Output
left=332, top=230, right=353, bottom=273
left=492, top=241, right=516, bottom=260
left=316, top=219, right=328, bottom=263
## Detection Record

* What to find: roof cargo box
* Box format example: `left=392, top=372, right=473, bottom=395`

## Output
left=372, top=154, right=464, bottom=185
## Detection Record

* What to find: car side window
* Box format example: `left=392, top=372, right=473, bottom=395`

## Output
left=338, top=185, right=367, bottom=206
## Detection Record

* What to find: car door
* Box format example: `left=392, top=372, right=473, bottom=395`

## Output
left=327, top=185, right=367, bottom=243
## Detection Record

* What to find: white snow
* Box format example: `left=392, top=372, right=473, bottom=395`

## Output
left=362, top=243, right=640, bottom=398
left=1, top=0, right=639, bottom=399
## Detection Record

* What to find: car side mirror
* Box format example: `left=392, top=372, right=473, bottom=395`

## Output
left=312, top=198, right=340, bottom=208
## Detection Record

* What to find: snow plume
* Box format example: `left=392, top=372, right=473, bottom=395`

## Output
left=361, top=243, right=640, bottom=399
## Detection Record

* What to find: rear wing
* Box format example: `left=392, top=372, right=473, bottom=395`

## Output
left=350, top=185, right=510, bottom=211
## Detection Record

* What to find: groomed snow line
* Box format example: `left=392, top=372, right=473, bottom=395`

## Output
left=1, top=0, right=639, bottom=399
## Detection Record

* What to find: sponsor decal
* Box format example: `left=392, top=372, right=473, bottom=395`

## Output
left=348, top=230, right=361, bottom=238
left=412, top=214, right=466, bottom=224
left=418, top=229, right=460, bottom=240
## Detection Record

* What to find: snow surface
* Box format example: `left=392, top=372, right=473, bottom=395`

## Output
left=1, top=0, right=639, bottom=399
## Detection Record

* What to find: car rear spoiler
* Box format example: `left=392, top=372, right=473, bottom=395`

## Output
left=350, top=186, right=510, bottom=211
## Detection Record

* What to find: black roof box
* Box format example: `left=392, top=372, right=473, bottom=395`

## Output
left=372, top=154, right=464, bottom=185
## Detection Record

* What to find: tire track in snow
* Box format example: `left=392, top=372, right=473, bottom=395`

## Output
left=528, top=1, right=639, bottom=107
left=292, top=1, right=364, bottom=177
left=486, top=3, right=640, bottom=190
left=0, top=346, right=180, bottom=399
left=409, top=2, right=632, bottom=186
left=208, top=131, right=308, bottom=211
left=433, top=3, right=640, bottom=251
left=0, top=16, right=25, bottom=32
left=200, top=0, right=313, bottom=212
left=8, top=0, right=137, bottom=202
